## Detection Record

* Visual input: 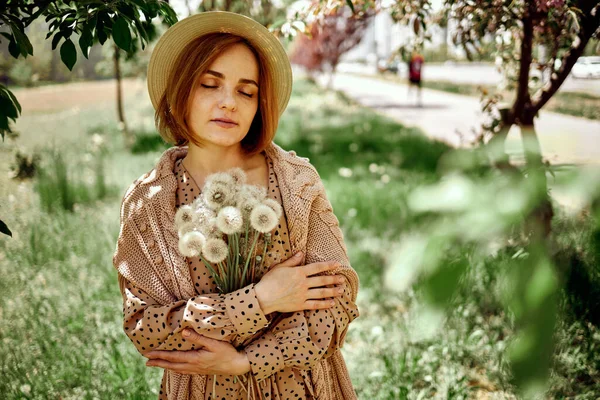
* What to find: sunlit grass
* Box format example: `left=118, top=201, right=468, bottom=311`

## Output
left=0, top=77, right=598, bottom=399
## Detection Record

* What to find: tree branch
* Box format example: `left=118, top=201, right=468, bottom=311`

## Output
left=512, top=7, right=534, bottom=124
left=532, top=5, right=600, bottom=113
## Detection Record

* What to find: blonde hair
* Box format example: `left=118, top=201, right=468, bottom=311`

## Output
left=155, top=33, right=278, bottom=155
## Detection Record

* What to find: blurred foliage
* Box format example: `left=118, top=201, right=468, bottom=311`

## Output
left=131, top=130, right=171, bottom=154
left=289, top=4, right=374, bottom=80
left=0, top=0, right=178, bottom=236
left=0, top=0, right=178, bottom=140
left=9, top=150, right=40, bottom=180
left=34, top=141, right=118, bottom=213
left=1, top=76, right=599, bottom=398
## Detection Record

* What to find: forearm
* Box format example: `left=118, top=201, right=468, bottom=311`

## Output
left=120, top=275, right=270, bottom=355
left=243, top=283, right=359, bottom=382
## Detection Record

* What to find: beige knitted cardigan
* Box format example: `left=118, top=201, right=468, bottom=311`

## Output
left=113, top=142, right=360, bottom=399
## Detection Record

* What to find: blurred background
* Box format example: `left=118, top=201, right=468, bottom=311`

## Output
left=1, top=1, right=600, bottom=399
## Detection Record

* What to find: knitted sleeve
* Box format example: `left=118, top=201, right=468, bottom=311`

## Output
left=243, top=180, right=360, bottom=383
left=115, top=221, right=271, bottom=356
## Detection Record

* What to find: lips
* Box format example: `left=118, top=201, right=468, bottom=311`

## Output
left=211, top=118, right=238, bottom=125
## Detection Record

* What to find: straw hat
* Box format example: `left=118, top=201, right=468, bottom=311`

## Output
left=147, top=11, right=293, bottom=116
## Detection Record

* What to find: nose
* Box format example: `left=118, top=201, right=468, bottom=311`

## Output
left=218, top=89, right=237, bottom=112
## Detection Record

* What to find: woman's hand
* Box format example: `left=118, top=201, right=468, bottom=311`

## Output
left=255, top=251, right=346, bottom=314
left=144, top=329, right=250, bottom=376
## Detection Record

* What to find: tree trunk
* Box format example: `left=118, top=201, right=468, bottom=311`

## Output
left=519, top=114, right=553, bottom=240
left=114, top=43, right=133, bottom=148
left=487, top=106, right=513, bottom=169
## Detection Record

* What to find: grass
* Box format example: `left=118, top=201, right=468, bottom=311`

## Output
left=0, top=77, right=599, bottom=399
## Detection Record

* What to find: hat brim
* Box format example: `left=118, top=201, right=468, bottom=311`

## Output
left=147, top=11, right=293, bottom=117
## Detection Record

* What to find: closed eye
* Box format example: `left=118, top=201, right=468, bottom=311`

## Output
left=201, top=84, right=254, bottom=98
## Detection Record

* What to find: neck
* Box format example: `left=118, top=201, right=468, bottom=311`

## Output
left=183, top=142, right=253, bottom=175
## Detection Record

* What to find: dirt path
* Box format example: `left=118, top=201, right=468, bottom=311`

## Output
left=11, top=78, right=147, bottom=116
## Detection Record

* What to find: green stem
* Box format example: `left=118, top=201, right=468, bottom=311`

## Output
left=200, top=255, right=223, bottom=291
left=242, top=231, right=260, bottom=287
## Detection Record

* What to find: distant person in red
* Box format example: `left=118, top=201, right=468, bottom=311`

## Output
left=408, top=51, right=424, bottom=106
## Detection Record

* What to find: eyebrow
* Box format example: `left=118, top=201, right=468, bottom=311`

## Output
left=205, top=70, right=258, bottom=88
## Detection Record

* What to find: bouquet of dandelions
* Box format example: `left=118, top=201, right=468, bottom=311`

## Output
left=175, top=167, right=282, bottom=295
left=175, top=168, right=282, bottom=397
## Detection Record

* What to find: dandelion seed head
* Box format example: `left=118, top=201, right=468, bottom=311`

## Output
left=202, top=238, right=228, bottom=263
left=175, top=205, right=194, bottom=228
left=262, top=198, right=282, bottom=219
left=178, top=231, right=206, bottom=257
left=216, top=206, right=244, bottom=234
left=203, top=182, right=234, bottom=209
left=228, top=167, right=247, bottom=185
left=201, top=218, right=221, bottom=238
left=192, top=205, right=216, bottom=229
left=250, top=204, right=278, bottom=233
left=238, top=197, right=260, bottom=218
left=178, top=221, right=199, bottom=238
left=206, top=172, right=235, bottom=187
left=239, top=184, right=267, bottom=202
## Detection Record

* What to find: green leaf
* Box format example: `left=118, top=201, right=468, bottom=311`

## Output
left=117, top=4, right=137, bottom=20
left=60, top=38, right=77, bottom=71
left=158, top=2, right=178, bottom=26
left=9, top=22, right=34, bottom=57
left=51, top=31, right=63, bottom=50
left=5, top=88, right=22, bottom=114
left=0, top=93, right=17, bottom=120
left=8, top=38, right=20, bottom=59
left=78, top=24, right=93, bottom=59
left=0, top=114, right=9, bottom=134
left=0, top=220, right=11, bottom=237
left=422, top=258, right=468, bottom=307
left=112, top=16, right=132, bottom=52
left=0, top=32, right=12, bottom=42
left=96, top=13, right=108, bottom=45
left=345, top=0, right=355, bottom=14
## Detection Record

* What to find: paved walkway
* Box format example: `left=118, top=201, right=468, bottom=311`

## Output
left=316, top=72, right=600, bottom=166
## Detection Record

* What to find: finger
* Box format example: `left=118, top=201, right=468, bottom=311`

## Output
left=306, top=286, right=345, bottom=300
left=306, top=274, right=345, bottom=288
left=303, top=261, right=340, bottom=277
left=181, top=329, right=213, bottom=348
left=272, top=252, right=304, bottom=268
left=146, top=359, right=194, bottom=371
left=145, top=350, right=192, bottom=363
left=302, top=299, right=337, bottom=310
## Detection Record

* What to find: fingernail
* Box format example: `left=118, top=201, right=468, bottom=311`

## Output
left=183, top=330, right=191, bottom=337
left=295, top=252, right=303, bottom=257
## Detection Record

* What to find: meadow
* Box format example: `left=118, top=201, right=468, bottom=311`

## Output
left=0, top=77, right=598, bottom=399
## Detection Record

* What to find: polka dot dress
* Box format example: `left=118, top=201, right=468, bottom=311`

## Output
left=119, top=150, right=359, bottom=400
left=173, top=151, right=309, bottom=399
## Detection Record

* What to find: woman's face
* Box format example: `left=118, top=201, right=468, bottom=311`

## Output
left=186, top=43, right=260, bottom=150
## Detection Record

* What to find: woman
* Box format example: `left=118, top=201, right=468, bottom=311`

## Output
left=113, top=11, right=360, bottom=400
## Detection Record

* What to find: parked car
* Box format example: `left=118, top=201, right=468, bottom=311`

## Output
left=571, top=56, right=600, bottom=79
